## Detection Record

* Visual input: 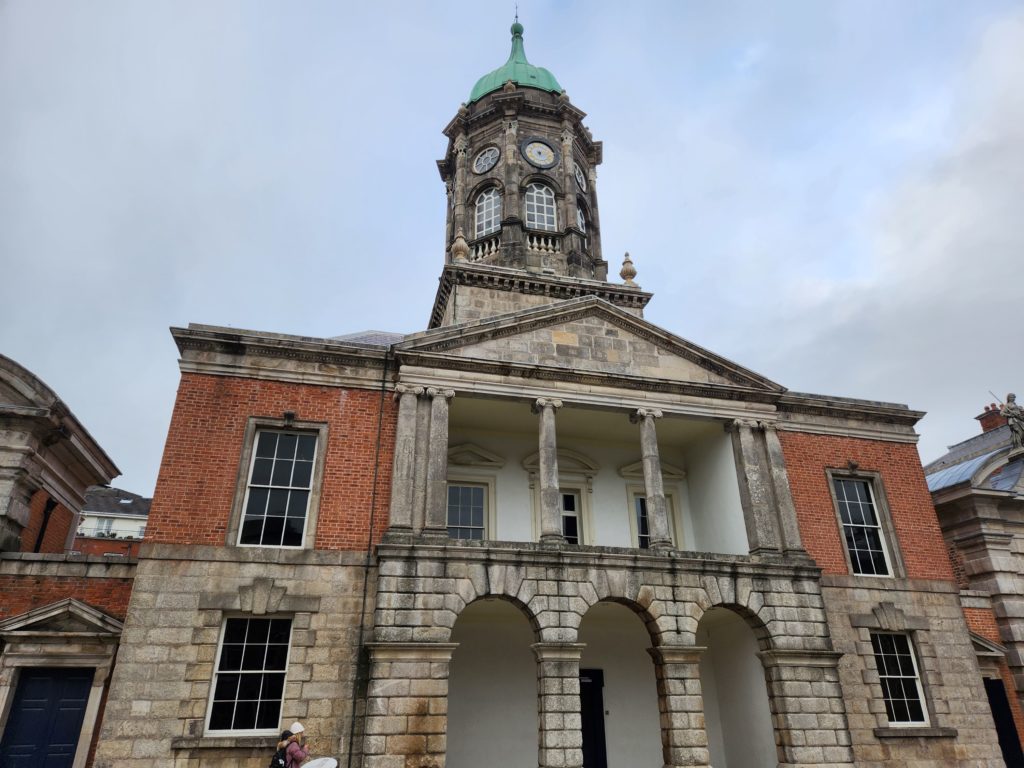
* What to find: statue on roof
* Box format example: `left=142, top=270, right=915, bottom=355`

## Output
left=1001, top=392, right=1024, bottom=451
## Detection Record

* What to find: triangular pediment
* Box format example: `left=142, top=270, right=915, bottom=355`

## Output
left=971, top=632, right=1006, bottom=657
left=448, top=443, right=506, bottom=468
left=0, top=598, right=123, bottom=636
left=397, top=297, right=782, bottom=393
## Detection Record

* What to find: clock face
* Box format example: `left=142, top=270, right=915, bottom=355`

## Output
left=522, top=139, right=557, bottom=168
left=574, top=163, right=587, bottom=191
left=473, top=147, right=499, bottom=174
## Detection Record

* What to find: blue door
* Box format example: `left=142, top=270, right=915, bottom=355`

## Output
left=0, top=667, right=94, bottom=767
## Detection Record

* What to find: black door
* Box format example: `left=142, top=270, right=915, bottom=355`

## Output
left=0, top=667, right=94, bottom=768
left=580, top=668, right=608, bottom=768
left=984, top=676, right=1024, bottom=767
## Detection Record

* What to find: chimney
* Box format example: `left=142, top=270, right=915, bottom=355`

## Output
left=976, top=403, right=1008, bottom=433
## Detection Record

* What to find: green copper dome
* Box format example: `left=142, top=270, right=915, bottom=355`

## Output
left=468, top=22, right=563, bottom=103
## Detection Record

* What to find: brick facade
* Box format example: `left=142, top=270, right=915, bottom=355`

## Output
left=778, top=431, right=954, bottom=581
left=146, top=373, right=396, bottom=551
left=964, top=605, right=1024, bottom=748
left=18, top=489, right=75, bottom=554
left=0, top=569, right=134, bottom=621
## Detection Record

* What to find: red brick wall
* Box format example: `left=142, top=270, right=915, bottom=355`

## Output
left=963, top=606, right=1024, bottom=748
left=73, top=537, right=142, bottom=558
left=19, top=489, right=75, bottom=554
left=778, top=431, right=953, bottom=581
left=146, top=374, right=396, bottom=550
left=0, top=574, right=133, bottom=621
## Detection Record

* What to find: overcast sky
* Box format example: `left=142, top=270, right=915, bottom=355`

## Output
left=2, top=1, right=1022, bottom=496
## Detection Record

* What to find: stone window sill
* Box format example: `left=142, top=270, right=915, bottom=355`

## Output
left=873, top=726, right=958, bottom=739
left=170, top=735, right=278, bottom=750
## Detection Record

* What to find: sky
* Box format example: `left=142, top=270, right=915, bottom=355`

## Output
left=1, top=1, right=1022, bottom=496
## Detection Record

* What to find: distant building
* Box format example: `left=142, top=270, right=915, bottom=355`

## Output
left=926, top=397, right=1024, bottom=764
left=71, top=486, right=150, bottom=558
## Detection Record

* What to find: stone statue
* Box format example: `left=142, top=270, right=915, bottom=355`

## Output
left=1001, top=393, right=1024, bottom=451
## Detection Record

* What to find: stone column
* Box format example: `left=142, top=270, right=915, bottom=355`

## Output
left=648, top=646, right=710, bottom=768
left=533, top=398, right=564, bottom=543
left=363, top=642, right=459, bottom=768
left=423, top=388, right=455, bottom=538
left=762, top=424, right=806, bottom=555
left=729, top=419, right=781, bottom=556
left=630, top=408, right=673, bottom=551
left=411, top=393, right=432, bottom=534
left=452, top=133, right=469, bottom=242
left=387, top=384, right=423, bottom=534
left=758, top=649, right=854, bottom=767
left=533, top=642, right=585, bottom=768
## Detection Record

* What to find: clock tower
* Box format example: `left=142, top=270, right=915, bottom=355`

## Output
left=430, top=22, right=651, bottom=328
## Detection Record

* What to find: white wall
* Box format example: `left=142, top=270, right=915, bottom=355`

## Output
left=578, top=602, right=663, bottom=768
left=697, top=608, right=776, bottom=768
left=447, top=600, right=537, bottom=768
left=683, top=431, right=748, bottom=555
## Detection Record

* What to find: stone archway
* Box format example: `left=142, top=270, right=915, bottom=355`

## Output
left=696, top=606, right=776, bottom=768
left=447, top=598, right=538, bottom=768
left=577, top=601, right=662, bottom=767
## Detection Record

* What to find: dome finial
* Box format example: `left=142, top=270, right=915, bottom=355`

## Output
left=620, top=252, right=638, bottom=287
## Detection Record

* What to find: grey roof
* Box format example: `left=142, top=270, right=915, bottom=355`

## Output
left=926, top=450, right=1000, bottom=492
left=988, top=458, right=1024, bottom=493
left=329, top=330, right=407, bottom=347
left=83, top=486, right=151, bottom=518
left=924, top=424, right=1011, bottom=474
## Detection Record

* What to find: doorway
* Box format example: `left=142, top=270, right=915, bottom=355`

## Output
left=0, top=667, right=94, bottom=767
left=580, top=668, right=608, bottom=768
left=983, top=676, right=1024, bottom=766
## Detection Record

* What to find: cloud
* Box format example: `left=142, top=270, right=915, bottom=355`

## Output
left=741, top=11, right=1024, bottom=460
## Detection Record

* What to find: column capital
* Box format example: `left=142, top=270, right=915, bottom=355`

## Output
left=426, top=387, right=455, bottom=400
left=728, top=417, right=761, bottom=431
left=393, top=383, right=424, bottom=399
left=531, top=642, right=586, bottom=662
left=532, top=397, right=563, bottom=414
left=630, top=407, right=663, bottom=423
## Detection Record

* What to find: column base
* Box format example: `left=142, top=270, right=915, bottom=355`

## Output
left=539, top=533, right=567, bottom=546
left=419, top=527, right=450, bottom=541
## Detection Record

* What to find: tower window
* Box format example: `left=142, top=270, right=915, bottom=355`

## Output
left=475, top=188, right=502, bottom=238
left=576, top=206, right=586, bottom=233
left=524, top=183, right=557, bottom=231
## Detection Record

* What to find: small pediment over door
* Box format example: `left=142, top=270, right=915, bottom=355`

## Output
left=448, top=443, right=507, bottom=468
left=0, top=598, right=123, bottom=637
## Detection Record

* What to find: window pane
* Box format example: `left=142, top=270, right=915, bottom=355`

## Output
left=563, top=515, right=578, bottom=542
left=224, top=619, right=248, bottom=644
left=292, top=461, right=313, bottom=489
left=268, top=619, right=291, bottom=644
left=256, top=698, right=281, bottom=729
left=238, top=674, right=262, bottom=700
left=214, top=673, right=240, bottom=701
left=261, top=516, right=284, bottom=546
left=255, top=432, right=277, bottom=458
left=261, top=673, right=285, bottom=700
left=208, top=701, right=235, bottom=731
left=562, top=494, right=576, bottom=512
left=267, top=489, right=288, bottom=516
left=245, top=619, right=270, bottom=645
left=250, top=459, right=273, bottom=486
left=283, top=517, right=304, bottom=547
left=245, top=488, right=269, bottom=517
left=240, top=517, right=263, bottom=545
left=265, top=644, right=289, bottom=671
left=232, top=700, right=258, bottom=730
left=219, top=644, right=243, bottom=671
left=296, top=435, right=316, bottom=461
left=287, top=491, right=309, bottom=518
left=276, top=433, right=297, bottom=460
left=271, top=459, right=293, bottom=486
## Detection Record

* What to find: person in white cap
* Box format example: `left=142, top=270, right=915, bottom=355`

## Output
left=282, top=721, right=309, bottom=766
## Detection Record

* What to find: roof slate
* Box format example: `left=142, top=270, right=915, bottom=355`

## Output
left=83, top=486, right=151, bottom=518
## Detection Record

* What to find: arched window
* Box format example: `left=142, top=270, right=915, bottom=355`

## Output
left=524, top=183, right=557, bottom=231
left=475, top=188, right=502, bottom=238
left=576, top=205, right=586, bottom=233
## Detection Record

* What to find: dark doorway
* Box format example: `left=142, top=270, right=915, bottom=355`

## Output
left=580, top=668, right=608, bottom=768
left=984, top=676, right=1024, bottom=767
left=0, top=667, right=94, bottom=768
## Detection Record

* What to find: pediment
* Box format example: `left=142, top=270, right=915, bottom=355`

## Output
left=619, top=460, right=686, bottom=481
left=448, top=443, right=506, bottom=468
left=971, top=632, right=1006, bottom=658
left=397, top=297, right=782, bottom=392
left=522, top=448, right=599, bottom=475
left=0, top=598, right=123, bottom=636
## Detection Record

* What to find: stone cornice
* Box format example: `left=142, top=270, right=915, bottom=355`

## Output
left=375, top=537, right=824, bottom=581
left=778, top=391, right=923, bottom=426
left=428, top=264, right=652, bottom=329
left=172, top=324, right=391, bottom=389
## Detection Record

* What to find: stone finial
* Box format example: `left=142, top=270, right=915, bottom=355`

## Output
left=451, top=228, right=470, bottom=263
left=620, top=252, right=638, bottom=287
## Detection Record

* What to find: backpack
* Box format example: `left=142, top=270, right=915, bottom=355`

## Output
left=269, top=745, right=288, bottom=768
